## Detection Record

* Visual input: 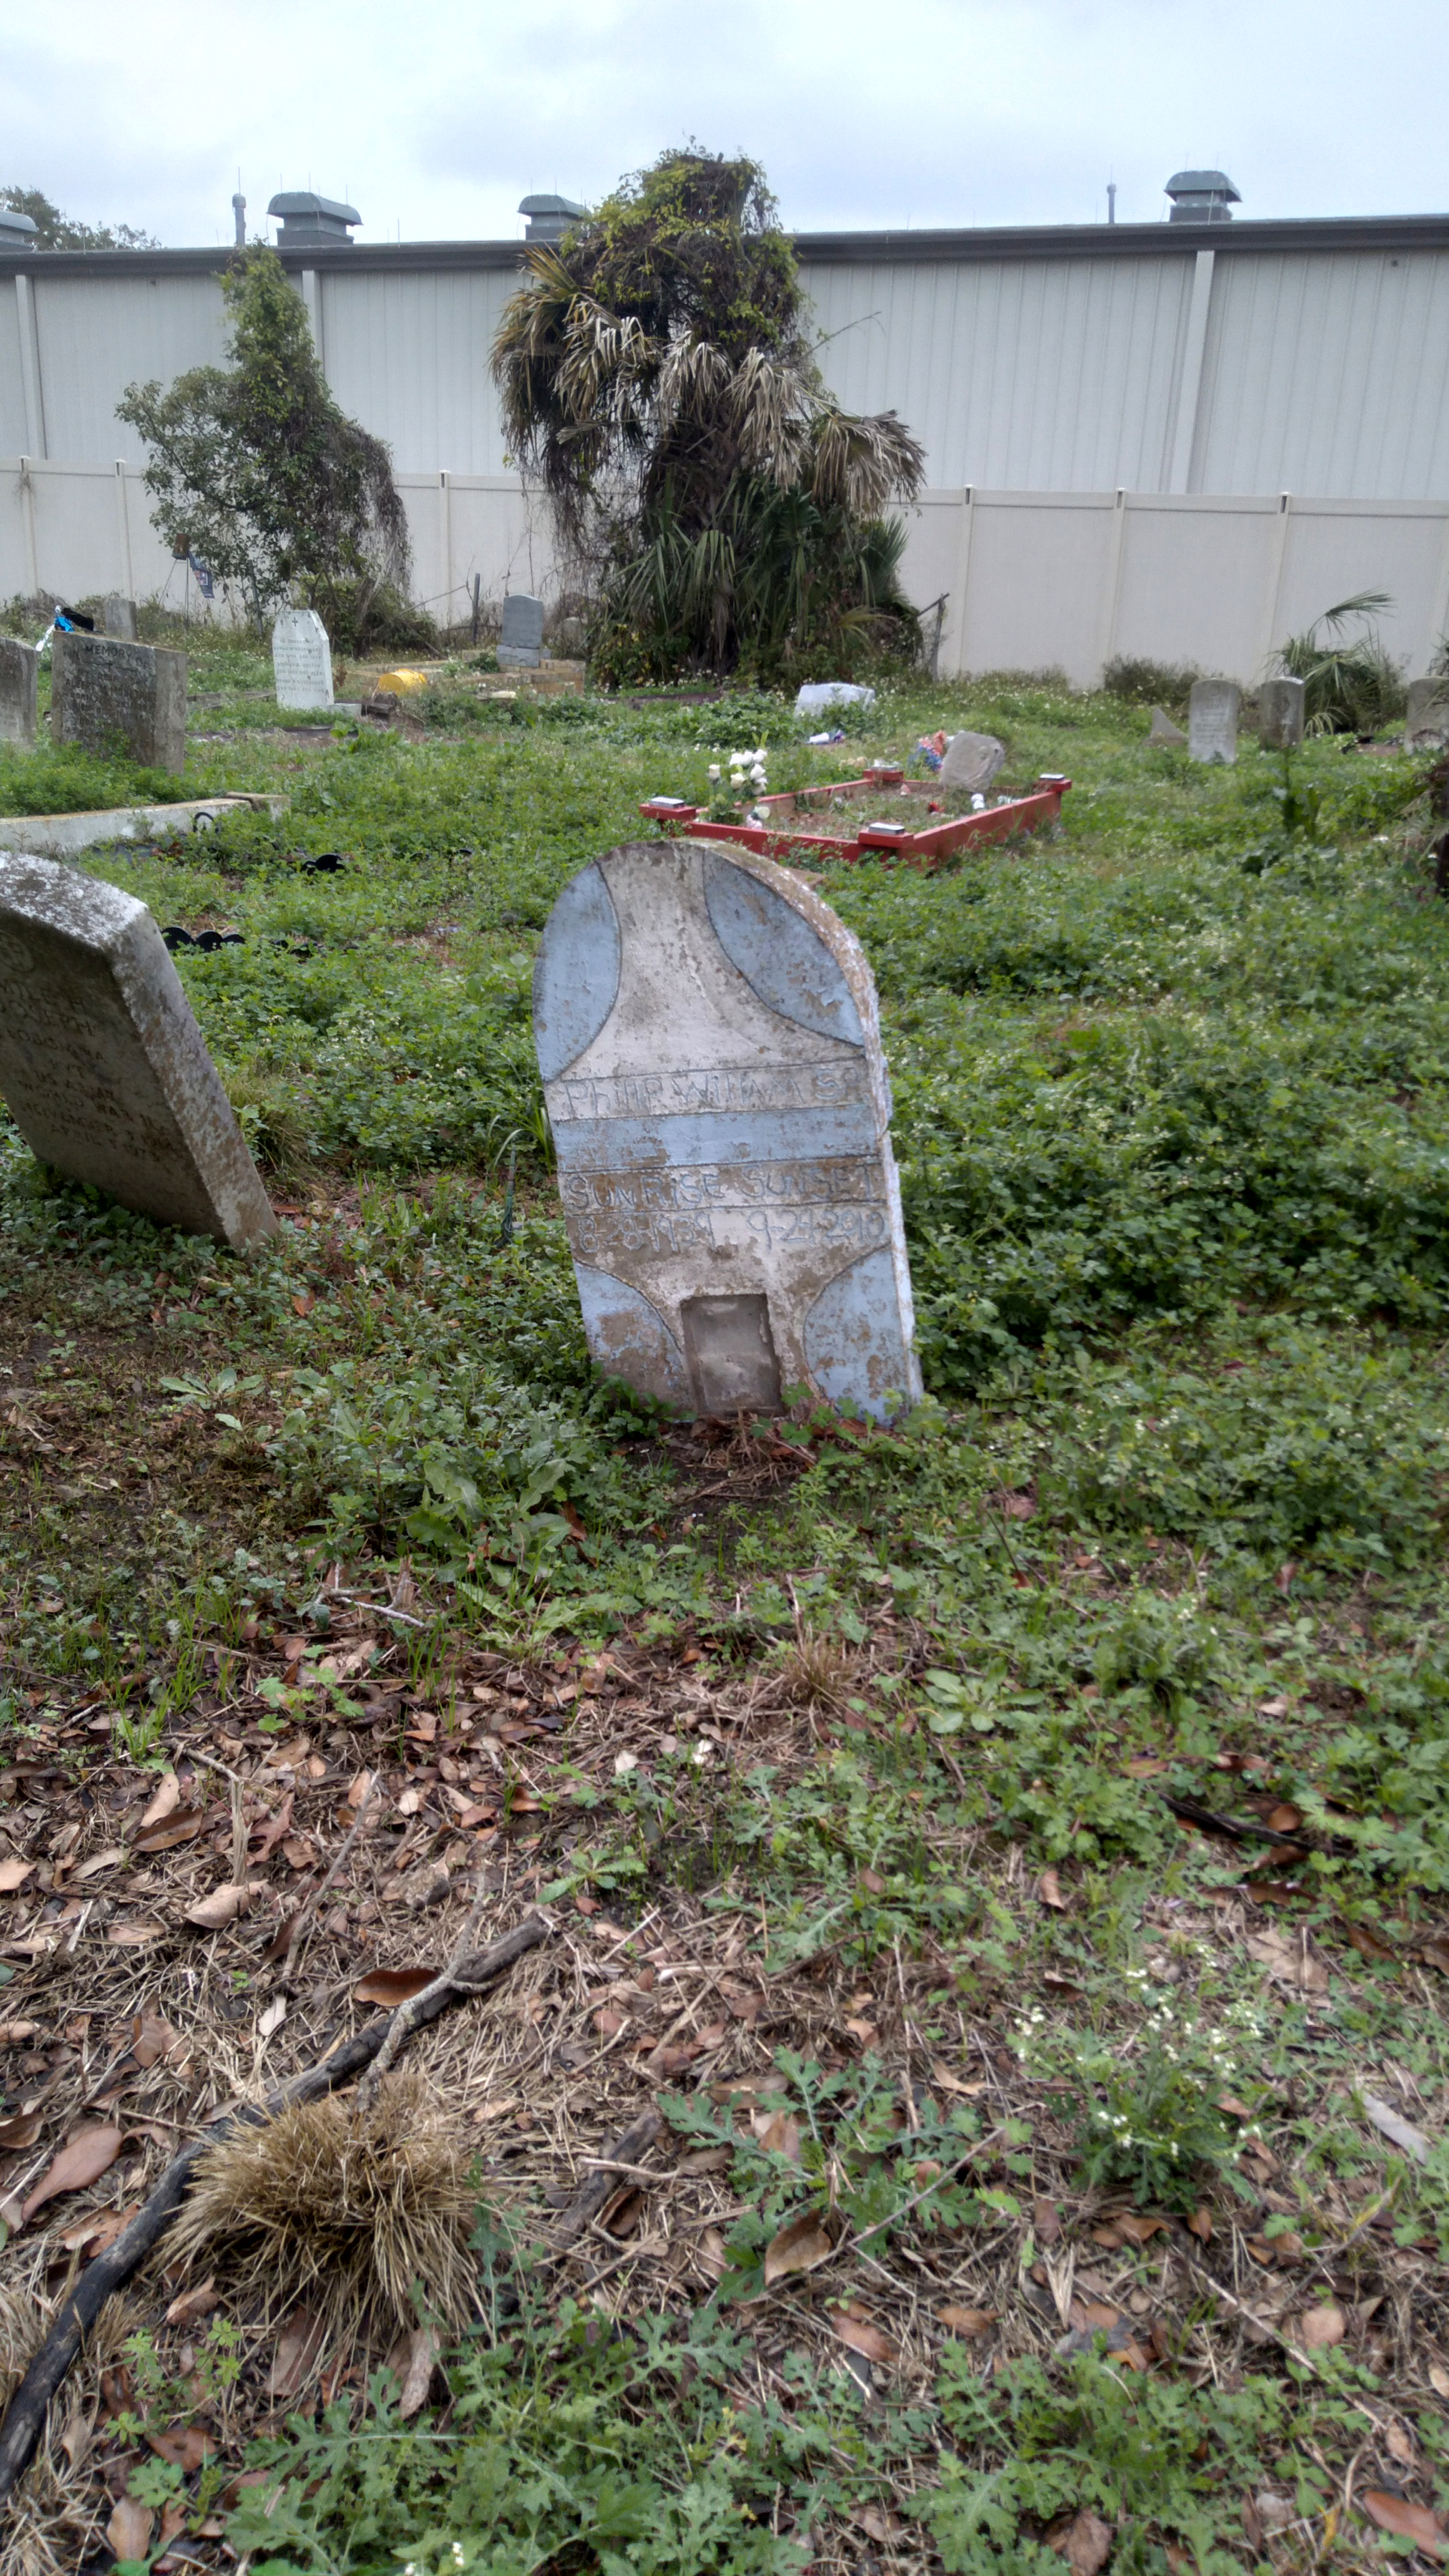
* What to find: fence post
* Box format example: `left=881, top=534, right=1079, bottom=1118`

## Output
left=949, top=488, right=975, bottom=677
left=17, top=457, right=40, bottom=600
left=1256, top=494, right=1293, bottom=675
left=1096, top=489, right=1128, bottom=683
left=114, top=460, right=135, bottom=597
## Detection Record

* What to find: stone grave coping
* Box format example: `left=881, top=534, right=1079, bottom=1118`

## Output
left=638, top=773, right=1071, bottom=872
left=534, top=836, right=921, bottom=1422
left=0, top=794, right=288, bottom=862
left=0, top=851, right=276, bottom=1251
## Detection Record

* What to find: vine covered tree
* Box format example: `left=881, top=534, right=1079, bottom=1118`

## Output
left=118, top=248, right=416, bottom=645
left=491, top=149, right=926, bottom=682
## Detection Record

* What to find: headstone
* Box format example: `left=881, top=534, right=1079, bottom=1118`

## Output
left=51, top=632, right=186, bottom=774
left=102, top=593, right=139, bottom=642
left=795, top=682, right=876, bottom=715
left=1259, top=677, right=1305, bottom=749
left=1188, top=678, right=1240, bottom=765
left=271, top=608, right=334, bottom=711
left=938, top=730, right=1005, bottom=794
left=534, top=839, right=921, bottom=1422
left=497, top=595, right=545, bottom=669
left=1147, top=706, right=1187, bottom=746
left=0, top=640, right=37, bottom=748
left=0, top=853, right=275, bottom=1250
left=1405, top=677, right=1449, bottom=750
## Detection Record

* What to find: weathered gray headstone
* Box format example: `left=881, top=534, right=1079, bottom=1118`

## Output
left=271, top=607, right=334, bottom=711
left=0, top=854, right=276, bottom=1249
left=102, top=593, right=140, bottom=642
left=939, top=730, right=1006, bottom=794
left=1405, top=677, right=1449, bottom=750
left=497, top=595, right=545, bottom=669
left=534, top=839, right=921, bottom=1421
left=1188, top=678, right=1240, bottom=765
left=1147, top=706, right=1187, bottom=746
left=51, top=632, right=186, bottom=774
left=1259, top=676, right=1305, bottom=749
left=0, top=640, right=37, bottom=748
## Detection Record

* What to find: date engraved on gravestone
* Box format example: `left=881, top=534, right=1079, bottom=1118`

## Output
left=534, top=839, right=920, bottom=1420
left=0, top=853, right=276, bottom=1250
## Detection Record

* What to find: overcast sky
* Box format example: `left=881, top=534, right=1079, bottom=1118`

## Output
left=7, top=0, right=1448, bottom=248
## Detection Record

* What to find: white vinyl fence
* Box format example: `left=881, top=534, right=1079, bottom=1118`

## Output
left=5, top=455, right=1448, bottom=687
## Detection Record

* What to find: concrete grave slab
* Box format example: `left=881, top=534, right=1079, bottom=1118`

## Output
left=0, top=794, right=287, bottom=862
left=0, top=852, right=276, bottom=1249
left=1259, top=677, right=1305, bottom=748
left=938, top=730, right=1005, bottom=794
left=271, top=607, right=334, bottom=710
left=0, top=640, right=37, bottom=748
left=795, top=682, right=876, bottom=715
left=1188, top=678, right=1240, bottom=764
left=534, top=838, right=920, bottom=1422
left=51, top=631, right=186, bottom=773
left=498, top=594, right=545, bottom=669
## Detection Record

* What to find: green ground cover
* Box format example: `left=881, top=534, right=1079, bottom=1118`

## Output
left=1, top=637, right=1447, bottom=2574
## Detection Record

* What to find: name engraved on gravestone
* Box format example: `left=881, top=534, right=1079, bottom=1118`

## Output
left=0, top=854, right=276, bottom=1250
left=102, top=594, right=140, bottom=642
left=0, top=640, right=37, bottom=748
left=534, top=838, right=921, bottom=1420
left=1188, top=678, right=1240, bottom=765
left=51, top=631, right=186, bottom=774
left=271, top=608, right=334, bottom=711
left=1259, top=677, right=1305, bottom=749
left=497, top=594, right=545, bottom=669
left=1405, top=678, right=1449, bottom=749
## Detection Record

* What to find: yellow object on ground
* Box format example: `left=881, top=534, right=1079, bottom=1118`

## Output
left=374, top=668, right=431, bottom=695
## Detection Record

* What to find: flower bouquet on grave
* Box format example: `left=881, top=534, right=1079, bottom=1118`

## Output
left=703, top=748, right=769, bottom=822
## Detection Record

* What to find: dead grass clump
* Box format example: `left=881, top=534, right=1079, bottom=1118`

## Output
left=778, top=1626, right=856, bottom=1715
left=168, top=2072, right=478, bottom=2333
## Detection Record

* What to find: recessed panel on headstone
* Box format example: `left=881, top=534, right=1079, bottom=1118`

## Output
left=1259, top=677, right=1305, bottom=749
left=51, top=632, right=186, bottom=774
left=271, top=607, right=334, bottom=711
left=1405, top=678, right=1449, bottom=750
left=534, top=838, right=922, bottom=1422
left=938, top=731, right=1005, bottom=794
left=0, top=640, right=37, bottom=748
left=0, top=853, right=276, bottom=1251
left=1188, top=678, right=1240, bottom=765
left=102, top=594, right=140, bottom=642
left=497, top=594, right=545, bottom=669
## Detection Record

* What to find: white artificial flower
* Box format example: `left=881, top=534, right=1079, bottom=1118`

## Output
left=708, top=764, right=721, bottom=783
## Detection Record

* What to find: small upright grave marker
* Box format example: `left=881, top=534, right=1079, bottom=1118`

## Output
left=497, top=595, right=545, bottom=669
left=0, top=854, right=276, bottom=1249
left=534, top=839, right=920, bottom=1421
left=0, top=640, right=37, bottom=748
left=1405, top=678, right=1449, bottom=750
left=938, top=731, right=1005, bottom=794
left=271, top=608, right=334, bottom=711
left=1188, top=678, right=1240, bottom=764
left=1147, top=706, right=1186, bottom=747
left=1259, top=677, right=1305, bottom=748
left=102, top=594, right=140, bottom=641
left=51, top=632, right=186, bottom=773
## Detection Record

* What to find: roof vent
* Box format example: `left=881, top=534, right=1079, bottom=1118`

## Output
left=266, top=191, right=361, bottom=249
left=519, top=193, right=588, bottom=244
left=1164, top=170, right=1240, bottom=224
left=0, top=207, right=38, bottom=248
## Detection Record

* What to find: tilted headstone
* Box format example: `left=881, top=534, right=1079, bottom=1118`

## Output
left=51, top=631, right=186, bottom=774
left=938, top=730, right=1006, bottom=794
left=795, top=682, right=876, bottom=715
left=1147, top=706, right=1187, bottom=746
left=534, top=839, right=921, bottom=1422
left=102, top=593, right=140, bottom=642
left=0, top=853, right=276, bottom=1250
left=1259, top=676, right=1305, bottom=749
left=0, top=639, right=37, bottom=748
left=271, top=607, right=334, bottom=711
left=497, top=594, right=545, bottom=669
left=1188, top=678, right=1240, bottom=765
left=1405, top=677, right=1449, bottom=750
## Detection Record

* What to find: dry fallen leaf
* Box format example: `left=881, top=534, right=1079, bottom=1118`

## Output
left=140, top=1773, right=180, bottom=1830
left=938, top=2305, right=998, bottom=2336
left=827, top=2309, right=899, bottom=2366
left=397, top=2325, right=440, bottom=2421
left=678, top=2145, right=733, bottom=2177
left=1359, top=2492, right=1449, bottom=2557
left=354, top=1965, right=439, bottom=2007
left=107, top=1919, right=165, bottom=1947
left=134, top=1805, right=207, bottom=1855
left=346, top=1771, right=376, bottom=1809
left=22, top=2124, right=123, bottom=2223
left=257, top=1996, right=288, bottom=2041
left=1428, top=2364, right=1449, bottom=2401
left=1047, top=2508, right=1115, bottom=2576
left=107, top=2497, right=154, bottom=2562
left=763, top=2211, right=836, bottom=2286
left=1247, top=1930, right=1329, bottom=1994
left=0, top=2021, right=39, bottom=2047
left=130, top=2011, right=180, bottom=2069
left=165, top=2278, right=219, bottom=2327
left=0, top=1858, right=34, bottom=1894
left=147, top=2422, right=215, bottom=2472
left=269, top=2306, right=324, bottom=2402
left=183, top=1883, right=250, bottom=1931
left=852, top=2505, right=904, bottom=2545
left=0, top=2110, right=43, bottom=2150
left=76, top=1846, right=126, bottom=1880
left=1363, top=2094, right=1430, bottom=2166
left=1037, top=1867, right=1067, bottom=1910
left=1294, top=2303, right=1345, bottom=2350
left=750, top=2107, right=803, bottom=2163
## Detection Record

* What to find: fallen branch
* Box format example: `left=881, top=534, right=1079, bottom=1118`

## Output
left=550, top=2110, right=663, bottom=2245
left=0, top=1910, right=549, bottom=2509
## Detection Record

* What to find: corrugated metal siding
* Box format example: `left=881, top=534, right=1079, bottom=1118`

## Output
left=1193, top=250, right=1449, bottom=498
left=799, top=252, right=1195, bottom=490
left=320, top=266, right=520, bottom=473
left=0, top=288, right=27, bottom=453
left=30, top=272, right=228, bottom=464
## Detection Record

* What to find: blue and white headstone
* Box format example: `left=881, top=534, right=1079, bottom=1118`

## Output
left=533, top=840, right=920, bottom=1421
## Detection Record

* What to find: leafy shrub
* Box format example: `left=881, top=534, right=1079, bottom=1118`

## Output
left=1103, top=655, right=1199, bottom=710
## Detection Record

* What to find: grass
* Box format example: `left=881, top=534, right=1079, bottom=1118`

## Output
left=0, top=628, right=1447, bottom=2575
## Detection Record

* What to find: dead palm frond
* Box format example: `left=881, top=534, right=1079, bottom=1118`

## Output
left=809, top=406, right=926, bottom=514
left=168, top=2072, right=478, bottom=2335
